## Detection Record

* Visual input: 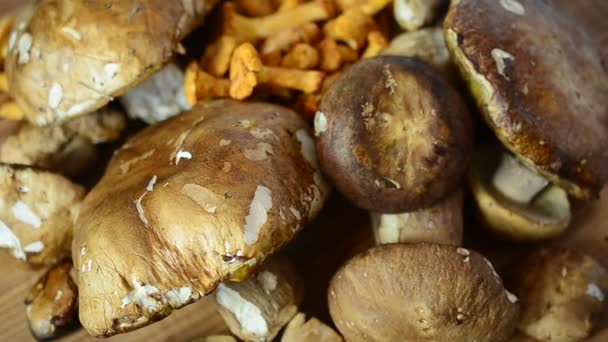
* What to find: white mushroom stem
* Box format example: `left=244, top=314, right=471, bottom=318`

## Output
left=214, top=256, right=303, bottom=342
left=492, top=152, right=549, bottom=205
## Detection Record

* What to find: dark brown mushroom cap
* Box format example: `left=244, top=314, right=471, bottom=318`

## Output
left=444, top=0, right=608, bottom=199
left=328, top=243, right=519, bottom=342
left=315, top=56, right=473, bottom=213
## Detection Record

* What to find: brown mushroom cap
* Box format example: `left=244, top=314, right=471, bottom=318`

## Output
left=73, top=100, right=329, bottom=337
left=5, top=0, right=218, bottom=126
left=510, top=247, right=608, bottom=341
left=315, top=56, right=473, bottom=213
left=328, top=243, right=519, bottom=341
left=25, top=259, right=78, bottom=340
left=444, top=0, right=608, bottom=199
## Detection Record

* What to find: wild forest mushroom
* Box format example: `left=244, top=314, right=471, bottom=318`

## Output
left=260, top=23, right=321, bottom=56
left=25, top=259, right=78, bottom=340
left=328, top=243, right=520, bottom=341
left=215, top=256, right=303, bottom=342
left=281, top=312, right=343, bottom=342
left=184, top=62, right=232, bottom=105
left=315, top=56, right=472, bottom=213
left=393, top=0, right=447, bottom=32
left=5, top=0, right=219, bottom=125
left=444, top=0, right=608, bottom=200
left=510, top=247, right=608, bottom=342
left=0, top=164, right=85, bottom=267
left=73, top=100, right=329, bottom=337
left=469, top=145, right=571, bottom=241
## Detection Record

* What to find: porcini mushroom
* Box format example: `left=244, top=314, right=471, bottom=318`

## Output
left=393, top=0, right=447, bottom=32
left=73, top=100, right=329, bottom=337
left=510, top=247, right=608, bottom=341
left=25, top=259, right=78, bottom=340
left=281, top=312, right=343, bottom=342
left=5, top=0, right=219, bottom=125
left=444, top=0, right=608, bottom=199
left=328, top=243, right=519, bottom=341
left=382, top=27, right=452, bottom=75
left=0, top=164, right=85, bottom=267
left=215, top=256, right=303, bottom=342
left=315, top=56, right=472, bottom=213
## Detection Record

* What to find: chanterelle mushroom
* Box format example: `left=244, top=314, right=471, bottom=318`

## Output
left=315, top=56, right=472, bottom=213
left=281, top=312, right=343, bottom=342
left=25, top=259, right=78, bottom=340
left=444, top=0, right=608, bottom=199
left=5, top=0, right=219, bottom=125
left=73, top=100, right=329, bottom=337
left=510, top=247, right=608, bottom=342
left=328, top=243, right=520, bottom=341
left=0, top=164, right=85, bottom=267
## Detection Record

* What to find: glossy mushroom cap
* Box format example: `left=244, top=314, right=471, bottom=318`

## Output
left=315, top=56, right=473, bottom=213
left=444, top=0, right=608, bottom=199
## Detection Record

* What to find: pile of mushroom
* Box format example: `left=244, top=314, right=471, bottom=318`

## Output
left=0, top=0, right=606, bottom=341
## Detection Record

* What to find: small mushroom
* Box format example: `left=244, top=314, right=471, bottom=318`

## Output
left=328, top=243, right=520, bottom=341
left=215, top=256, right=303, bottom=342
left=184, top=62, right=232, bottom=105
left=361, top=30, right=388, bottom=58
left=370, top=188, right=463, bottom=246
left=315, top=56, right=473, bottom=213
left=323, top=8, right=375, bottom=50
left=236, top=0, right=277, bottom=17
left=260, top=23, right=321, bottom=55
left=281, top=43, right=320, bottom=69
left=281, top=312, right=343, bottom=342
left=74, top=100, right=329, bottom=337
left=469, top=145, right=571, bottom=241
left=393, top=0, right=447, bottom=32
left=202, top=36, right=239, bottom=78
left=510, top=247, right=608, bottom=342
left=0, top=164, right=85, bottom=267
left=382, top=27, right=452, bottom=75
left=444, top=0, right=608, bottom=199
left=25, top=259, right=78, bottom=340
left=0, top=99, right=24, bottom=121
left=6, top=0, right=219, bottom=125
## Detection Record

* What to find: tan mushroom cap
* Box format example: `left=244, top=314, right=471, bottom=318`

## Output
left=5, top=0, right=219, bottom=126
left=281, top=312, right=343, bottom=342
left=444, top=0, right=608, bottom=199
left=0, top=164, right=85, bottom=267
left=510, top=247, right=608, bottom=341
left=25, top=259, right=78, bottom=340
left=73, top=100, right=329, bottom=337
left=469, top=145, right=570, bottom=242
left=328, top=243, right=519, bottom=342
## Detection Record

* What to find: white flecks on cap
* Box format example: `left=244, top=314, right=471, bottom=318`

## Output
left=456, top=248, right=470, bottom=256
left=104, top=63, right=121, bottom=79
left=18, top=185, right=29, bottom=193
left=8, top=31, right=17, bottom=50
left=289, top=207, right=301, bottom=221
left=24, top=241, right=44, bottom=253
left=383, top=64, right=398, bottom=95
left=65, top=99, right=97, bottom=118
left=54, top=290, right=64, bottom=302
left=505, top=290, right=518, bottom=303
left=222, top=162, right=232, bottom=173
left=165, top=286, right=192, bottom=307
left=491, top=48, right=515, bottom=81
left=48, top=83, right=64, bottom=109
left=499, top=0, right=525, bottom=15
left=219, top=139, right=232, bottom=146
left=295, top=129, right=320, bottom=170
left=146, top=175, right=158, bottom=192
left=61, top=27, right=82, bottom=41
left=244, top=185, right=273, bottom=245
left=11, top=201, right=41, bottom=228
left=17, top=33, right=32, bottom=64
left=175, top=149, right=193, bottom=165
left=561, top=267, right=567, bottom=277
left=181, top=183, right=224, bottom=214
left=81, top=245, right=87, bottom=256
left=257, top=271, right=278, bottom=294
left=81, top=264, right=86, bottom=273
left=122, top=281, right=161, bottom=312
left=216, top=284, right=269, bottom=336
left=586, top=283, right=605, bottom=302
left=314, top=111, right=328, bottom=136
left=87, top=259, right=92, bottom=272
left=134, top=192, right=149, bottom=226
left=244, top=142, right=273, bottom=161
left=0, top=220, right=25, bottom=260
left=120, top=149, right=156, bottom=175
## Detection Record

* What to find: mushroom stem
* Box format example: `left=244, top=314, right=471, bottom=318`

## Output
left=259, top=66, right=323, bottom=93
left=184, top=62, right=231, bottom=105
left=261, top=23, right=321, bottom=55
left=223, top=1, right=336, bottom=42
left=492, top=152, right=549, bottom=205
left=362, top=30, right=388, bottom=58
left=202, top=36, right=239, bottom=77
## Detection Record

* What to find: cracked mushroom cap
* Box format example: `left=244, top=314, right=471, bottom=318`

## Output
left=73, top=100, right=329, bottom=337
left=328, top=243, right=520, bottom=342
left=444, top=0, right=608, bottom=199
left=5, top=0, right=219, bottom=126
left=0, top=164, right=85, bottom=267
left=315, top=56, right=473, bottom=213
left=25, top=259, right=79, bottom=340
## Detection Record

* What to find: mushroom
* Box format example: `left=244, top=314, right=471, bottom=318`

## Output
left=328, top=243, right=520, bottom=341
left=5, top=0, right=219, bottom=126
left=361, top=31, right=388, bottom=58
left=323, top=8, right=375, bottom=50
left=281, top=43, right=320, bottom=70
left=0, top=164, right=85, bottom=267
left=393, top=0, right=447, bottom=32
left=73, top=100, right=329, bottom=337
left=444, top=0, right=608, bottom=199
left=229, top=43, right=324, bottom=100
left=382, top=27, right=452, bottom=76
left=0, top=15, right=14, bottom=66
left=184, top=62, right=232, bottom=105
left=0, top=107, right=126, bottom=177
left=469, top=145, right=571, bottom=241
left=0, top=99, right=23, bottom=121
left=236, top=0, right=277, bottom=17
left=25, top=259, right=78, bottom=340
left=215, top=256, right=303, bottom=342
left=260, top=23, right=321, bottom=55
left=202, top=36, right=239, bottom=78
left=281, top=312, right=343, bottom=342
left=370, top=188, right=463, bottom=246
left=509, top=247, right=608, bottom=342
left=120, top=63, right=191, bottom=125
left=315, top=56, right=473, bottom=213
